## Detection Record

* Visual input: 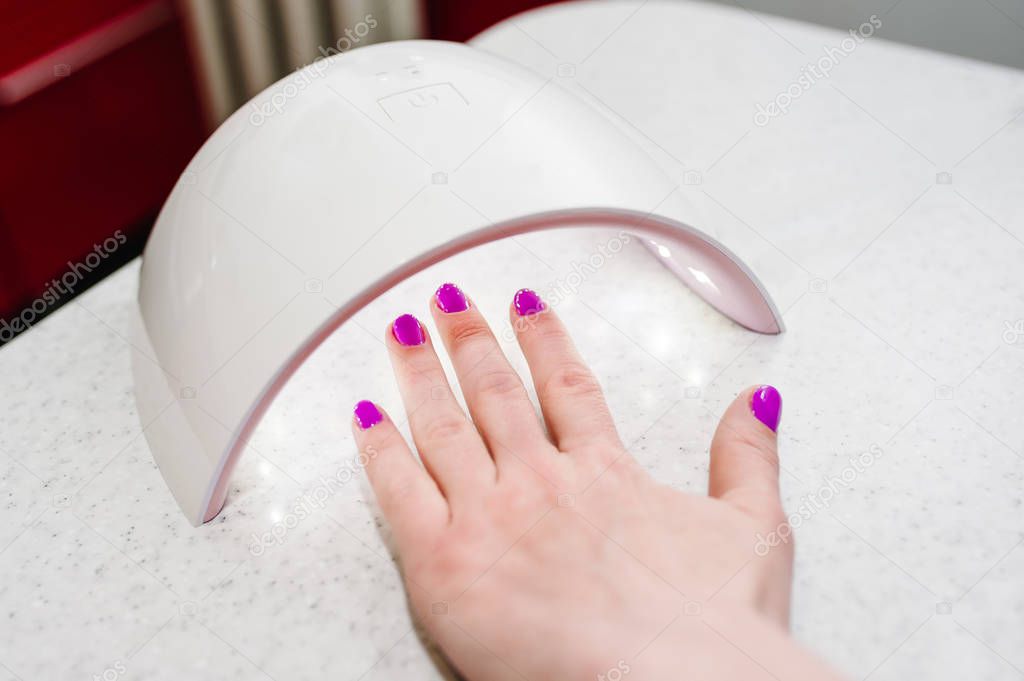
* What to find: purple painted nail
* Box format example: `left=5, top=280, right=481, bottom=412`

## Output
left=751, top=385, right=782, bottom=432
left=392, top=313, right=425, bottom=346
left=435, top=282, right=469, bottom=313
left=513, top=288, right=545, bottom=316
left=354, top=400, right=383, bottom=430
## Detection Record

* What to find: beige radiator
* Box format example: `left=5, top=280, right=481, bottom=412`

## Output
left=178, top=0, right=424, bottom=127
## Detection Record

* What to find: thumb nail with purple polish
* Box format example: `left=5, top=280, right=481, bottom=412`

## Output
left=751, top=385, right=782, bottom=432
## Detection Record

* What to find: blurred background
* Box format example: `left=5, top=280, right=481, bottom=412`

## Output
left=1, top=0, right=1022, bottom=343
left=0, top=0, right=554, bottom=343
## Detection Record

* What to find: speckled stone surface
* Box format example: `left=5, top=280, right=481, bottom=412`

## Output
left=2, top=2, right=1024, bottom=679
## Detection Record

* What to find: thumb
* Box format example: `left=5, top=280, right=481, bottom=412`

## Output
left=709, top=385, right=783, bottom=516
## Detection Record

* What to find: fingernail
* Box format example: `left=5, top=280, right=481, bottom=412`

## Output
left=435, top=282, right=468, bottom=313
left=392, top=313, right=425, bottom=346
left=513, top=288, right=545, bottom=316
left=354, top=400, right=383, bottom=430
left=751, top=385, right=782, bottom=432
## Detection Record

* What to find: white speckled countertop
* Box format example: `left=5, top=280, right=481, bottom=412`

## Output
left=2, top=2, right=1023, bottom=679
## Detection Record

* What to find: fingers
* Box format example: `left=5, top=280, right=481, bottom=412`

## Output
left=386, top=313, right=496, bottom=508
left=429, top=283, right=555, bottom=472
left=709, top=385, right=783, bottom=516
left=351, top=400, right=447, bottom=546
left=510, top=289, right=622, bottom=453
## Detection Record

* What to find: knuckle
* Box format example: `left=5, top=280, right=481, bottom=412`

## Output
left=542, top=362, right=604, bottom=401
left=473, top=369, right=524, bottom=399
left=447, top=318, right=493, bottom=347
left=724, top=486, right=785, bottom=523
left=420, top=414, right=471, bottom=447
left=727, top=428, right=780, bottom=473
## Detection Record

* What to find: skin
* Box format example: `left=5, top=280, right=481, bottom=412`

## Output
left=352, top=287, right=845, bottom=681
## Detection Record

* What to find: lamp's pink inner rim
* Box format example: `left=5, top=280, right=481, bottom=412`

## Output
left=197, top=207, right=783, bottom=523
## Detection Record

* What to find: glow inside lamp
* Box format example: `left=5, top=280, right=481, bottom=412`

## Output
left=132, top=41, right=783, bottom=525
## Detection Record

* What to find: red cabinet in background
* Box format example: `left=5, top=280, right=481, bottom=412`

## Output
left=0, top=0, right=205, bottom=329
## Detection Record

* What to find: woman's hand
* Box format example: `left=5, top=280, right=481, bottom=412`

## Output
left=351, top=283, right=842, bottom=681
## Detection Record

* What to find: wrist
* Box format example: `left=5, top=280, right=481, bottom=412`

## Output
left=626, top=602, right=844, bottom=681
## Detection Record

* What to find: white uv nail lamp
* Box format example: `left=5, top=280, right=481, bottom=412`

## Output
left=133, top=40, right=783, bottom=525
